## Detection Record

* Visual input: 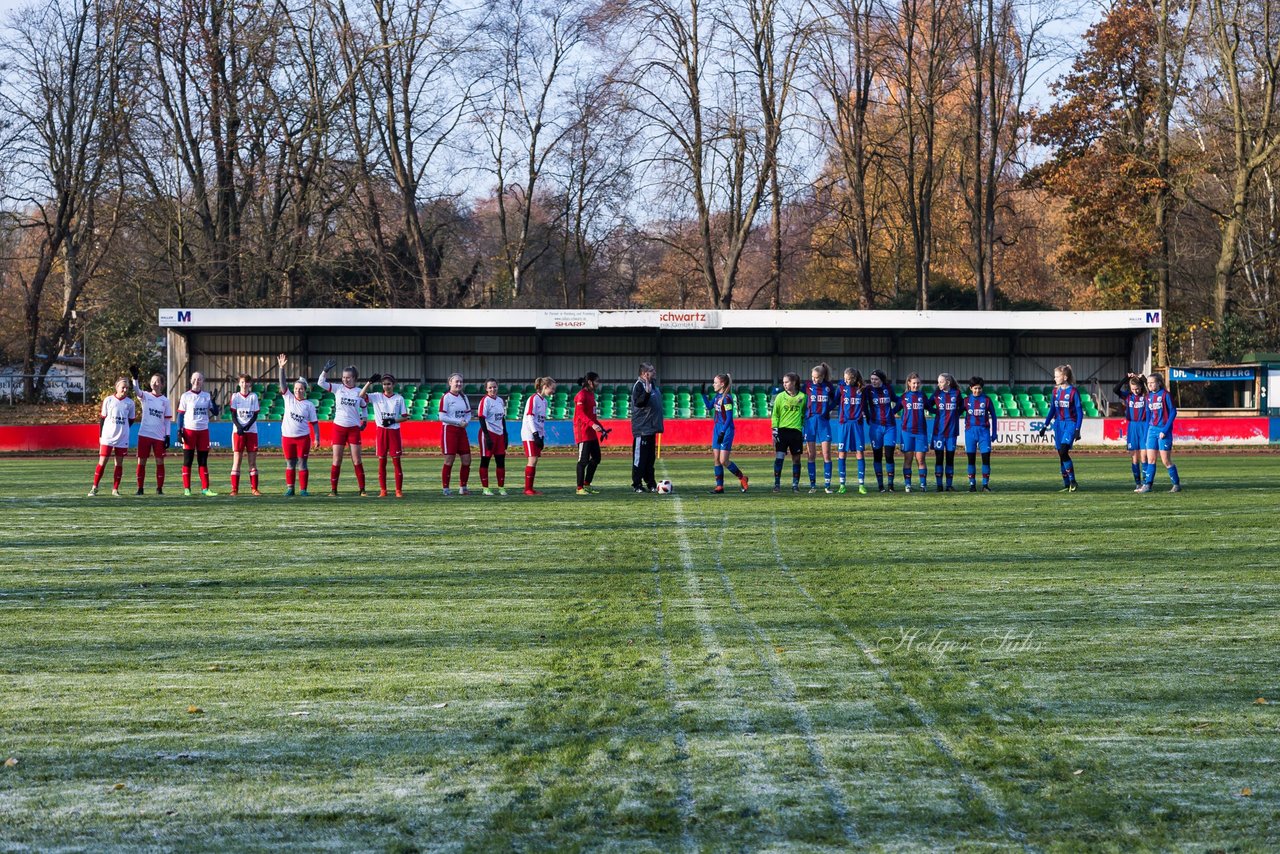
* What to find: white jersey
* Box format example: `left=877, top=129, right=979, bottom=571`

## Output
left=369, top=393, right=407, bottom=430
left=318, top=372, right=367, bottom=428
left=281, top=394, right=318, bottom=438
left=133, top=385, right=173, bottom=441
left=438, top=391, right=472, bottom=427
left=178, top=390, right=214, bottom=430
left=99, top=395, right=135, bottom=447
left=477, top=395, right=506, bottom=434
left=230, top=391, right=260, bottom=434
left=521, top=394, right=547, bottom=441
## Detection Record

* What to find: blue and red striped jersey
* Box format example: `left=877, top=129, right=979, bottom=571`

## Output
left=1120, top=391, right=1147, bottom=424
left=1047, top=385, right=1083, bottom=431
left=964, top=393, right=997, bottom=439
left=864, top=385, right=900, bottom=427
left=930, top=388, right=961, bottom=440
left=1145, top=388, right=1176, bottom=431
left=837, top=382, right=865, bottom=423
left=899, top=389, right=930, bottom=435
left=804, top=380, right=837, bottom=418
left=702, top=391, right=736, bottom=432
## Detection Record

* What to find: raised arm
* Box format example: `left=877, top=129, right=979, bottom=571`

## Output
left=316, top=358, right=337, bottom=391
left=277, top=354, right=290, bottom=395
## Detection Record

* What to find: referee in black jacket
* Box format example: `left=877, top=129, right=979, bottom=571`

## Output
left=631, top=362, right=664, bottom=492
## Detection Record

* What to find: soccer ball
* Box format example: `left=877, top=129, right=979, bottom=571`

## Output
left=656, top=479, right=674, bottom=494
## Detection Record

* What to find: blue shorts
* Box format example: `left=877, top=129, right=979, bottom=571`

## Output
left=931, top=435, right=957, bottom=452
left=711, top=428, right=735, bottom=452
left=804, top=415, right=832, bottom=444
left=837, top=421, right=864, bottom=453
left=869, top=423, right=898, bottom=450
left=1143, top=425, right=1173, bottom=452
left=900, top=432, right=929, bottom=454
left=1053, top=421, right=1077, bottom=450
left=964, top=427, right=992, bottom=454
left=1126, top=422, right=1145, bottom=452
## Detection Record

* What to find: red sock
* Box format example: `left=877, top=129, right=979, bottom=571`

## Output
left=525, top=465, right=535, bottom=491
left=479, top=463, right=489, bottom=487
left=156, top=463, right=165, bottom=489
left=300, top=469, right=309, bottom=490
left=442, top=463, right=452, bottom=488
left=182, top=466, right=191, bottom=489
left=231, top=471, right=240, bottom=492
left=393, top=457, right=403, bottom=492
left=379, top=457, right=388, bottom=492
left=497, top=466, right=505, bottom=487
left=136, top=463, right=145, bottom=490
left=354, top=463, right=366, bottom=491
left=93, top=464, right=104, bottom=488
left=285, top=468, right=295, bottom=487
left=330, top=464, right=339, bottom=491
left=113, top=464, right=123, bottom=489
left=199, top=467, right=210, bottom=489
left=460, top=464, right=470, bottom=487
left=250, top=469, right=258, bottom=490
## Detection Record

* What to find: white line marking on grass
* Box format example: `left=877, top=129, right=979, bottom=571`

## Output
left=650, top=549, right=696, bottom=853
left=768, top=516, right=1033, bottom=851
left=674, top=496, right=860, bottom=847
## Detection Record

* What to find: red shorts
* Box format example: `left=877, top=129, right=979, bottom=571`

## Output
left=99, top=444, right=127, bottom=459
left=233, top=433, right=259, bottom=453
left=442, top=424, right=470, bottom=456
left=376, top=427, right=403, bottom=458
left=282, top=435, right=312, bottom=460
left=330, top=424, right=363, bottom=446
left=182, top=428, right=210, bottom=451
left=523, top=439, right=543, bottom=459
left=479, top=429, right=506, bottom=457
left=137, top=436, right=166, bottom=460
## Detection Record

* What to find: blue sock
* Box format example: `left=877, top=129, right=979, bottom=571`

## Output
left=934, top=464, right=943, bottom=488
left=823, top=461, right=831, bottom=486
left=774, top=456, right=784, bottom=483
left=904, top=468, right=912, bottom=487
left=874, top=461, right=883, bottom=487
left=967, top=464, right=976, bottom=481
left=1064, top=462, right=1074, bottom=483
left=1168, top=465, right=1179, bottom=485
left=792, top=461, right=801, bottom=485
left=857, top=458, right=865, bottom=483
left=945, top=466, right=954, bottom=488
left=714, top=464, right=724, bottom=487
left=727, top=461, right=742, bottom=478
left=838, top=458, right=847, bottom=483
left=807, top=461, right=816, bottom=486
left=1144, top=463, right=1156, bottom=484
left=919, top=467, right=927, bottom=486
left=887, top=462, right=895, bottom=486
left=981, top=463, right=990, bottom=485
left=1131, top=462, right=1141, bottom=484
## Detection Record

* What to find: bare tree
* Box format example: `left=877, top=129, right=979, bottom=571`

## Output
left=0, top=0, right=130, bottom=399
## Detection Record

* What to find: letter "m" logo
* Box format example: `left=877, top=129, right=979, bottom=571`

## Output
left=1145, top=311, right=1160, bottom=324
left=177, top=310, right=192, bottom=323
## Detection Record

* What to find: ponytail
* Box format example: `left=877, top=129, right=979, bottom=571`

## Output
left=578, top=371, right=600, bottom=388
left=1056, top=364, right=1075, bottom=384
left=812, top=362, right=831, bottom=383
left=715, top=372, right=732, bottom=393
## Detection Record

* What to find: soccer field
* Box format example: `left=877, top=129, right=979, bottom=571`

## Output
left=1, top=455, right=1278, bottom=850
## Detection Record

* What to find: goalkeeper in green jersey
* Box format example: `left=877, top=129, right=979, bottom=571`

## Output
left=771, top=373, right=806, bottom=493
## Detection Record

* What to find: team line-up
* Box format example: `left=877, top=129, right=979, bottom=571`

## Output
left=88, top=357, right=1182, bottom=499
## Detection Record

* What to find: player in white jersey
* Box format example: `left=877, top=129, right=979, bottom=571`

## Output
left=438, top=372, right=473, bottom=495
left=229, top=373, right=262, bottom=496
left=130, top=365, right=173, bottom=494
left=278, top=354, right=319, bottom=496
left=176, top=372, right=220, bottom=496
left=362, top=372, right=408, bottom=497
left=89, top=377, right=137, bottom=497
left=520, top=376, right=554, bottom=495
left=317, top=358, right=369, bottom=496
left=476, top=379, right=509, bottom=496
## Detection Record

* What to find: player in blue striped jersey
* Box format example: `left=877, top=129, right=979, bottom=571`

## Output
left=836, top=368, right=867, bottom=494
left=1038, top=364, right=1083, bottom=491
left=930, top=373, right=961, bottom=491
left=1114, top=373, right=1147, bottom=486
left=898, top=372, right=931, bottom=493
left=803, top=363, right=838, bottom=493
left=703, top=373, right=749, bottom=494
left=963, top=377, right=998, bottom=491
left=1136, top=373, right=1180, bottom=493
left=864, top=369, right=901, bottom=492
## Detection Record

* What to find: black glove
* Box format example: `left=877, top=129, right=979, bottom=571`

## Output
left=129, top=364, right=140, bottom=381
left=1073, top=428, right=1081, bottom=442
left=370, top=373, right=383, bottom=385
left=772, top=428, right=779, bottom=444
left=701, top=382, right=707, bottom=395
left=1037, top=425, right=1047, bottom=437
left=381, top=415, right=394, bottom=427
left=164, top=435, right=171, bottom=449
left=534, top=434, right=545, bottom=451
left=716, top=432, right=725, bottom=444
left=178, top=428, right=188, bottom=446
left=322, top=358, right=337, bottom=373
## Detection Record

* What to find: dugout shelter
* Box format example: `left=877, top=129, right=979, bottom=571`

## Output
left=159, top=307, right=1159, bottom=424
